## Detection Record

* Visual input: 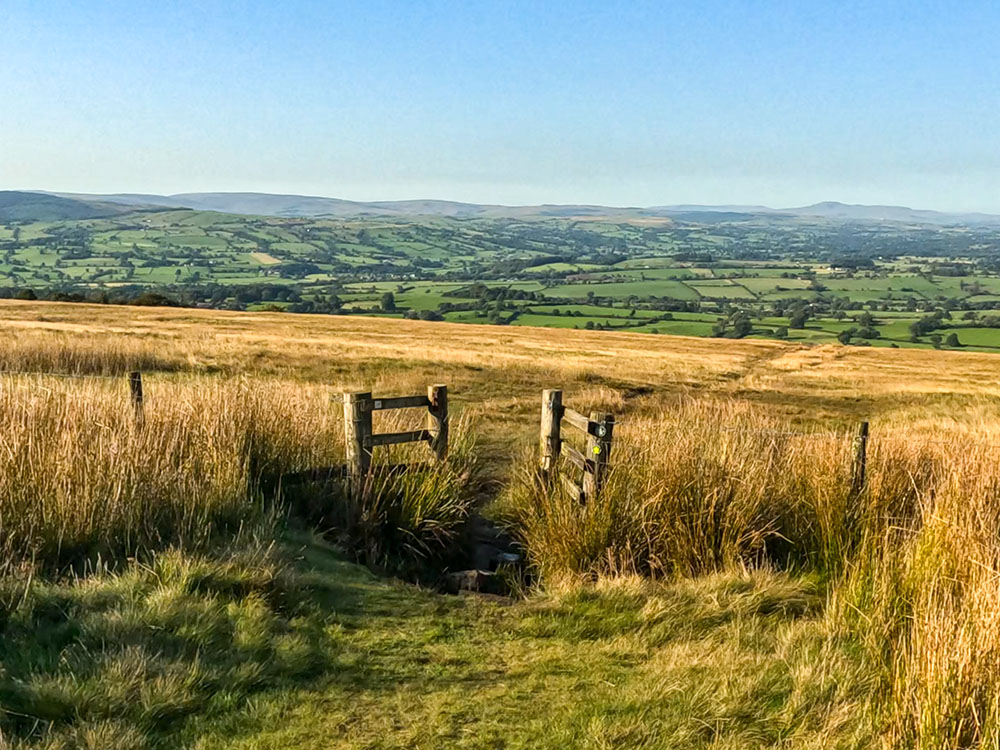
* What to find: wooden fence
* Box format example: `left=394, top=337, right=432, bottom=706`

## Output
left=538, top=391, right=870, bottom=503
left=128, top=371, right=144, bottom=425
left=343, top=385, right=448, bottom=495
left=4, top=371, right=875, bottom=502
left=539, top=388, right=615, bottom=504
left=851, top=421, right=869, bottom=493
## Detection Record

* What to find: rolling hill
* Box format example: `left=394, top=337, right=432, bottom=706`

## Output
left=32, top=190, right=1000, bottom=225
left=0, top=191, right=137, bottom=222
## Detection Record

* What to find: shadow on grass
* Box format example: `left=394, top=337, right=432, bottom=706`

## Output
left=0, top=535, right=401, bottom=748
left=0, top=535, right=861, bottom=750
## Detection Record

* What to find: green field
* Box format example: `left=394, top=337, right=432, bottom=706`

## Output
left=3, top=202, right=1000, bottom=349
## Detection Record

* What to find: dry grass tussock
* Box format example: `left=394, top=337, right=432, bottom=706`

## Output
left=0, top=329, right=188, bottom=375
left=498, top=398, right=1000, bottom=746
left=0, top=374, right=339, bottom=566
left=8, top=302, right=1000, bottom=745
left=495, top=400, right=859, bottom=579
left=833, top=439, right=1000, bottom=748
left=0, top=371, right=477, bottom=572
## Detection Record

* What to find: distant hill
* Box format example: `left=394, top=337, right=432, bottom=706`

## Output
left=29, top=191, right=1000, bottom=226
left=0, top=191, right=136, bottom=222
left=782, top=201, right=1000, bottom=225
left=47, top=192, right=650, bottom=220
left=660, top=201, right=1000, bottom=226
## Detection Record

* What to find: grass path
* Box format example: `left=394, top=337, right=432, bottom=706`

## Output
left=183, top=540, right=867, bottom=749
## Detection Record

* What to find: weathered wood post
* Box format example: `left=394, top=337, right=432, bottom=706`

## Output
left=343, top=391, right=373, bottom=494
left=540, top=389, right=563, bottom=482
left=427, top=384, right=448, bottom=461
left=128, top=371, right=144, bottom=426
left=583, top=411, right=614, bottom=502
left=851, top=421, right=869, bottom=494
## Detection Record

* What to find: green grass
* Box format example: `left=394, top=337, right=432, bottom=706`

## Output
left=200, top=565, right=867, bottom=749
left=760, top=289, right=821, bottom=301
left=0, top=536, right=321, bottom=750
left=3, top=534, right=863, bottom=749
left=157, top=233, right=230, bottom=250
left=528, top=303, right=659, bottom=318
left=934, top=327, right=1000, bottom=348
left=543, top=280, right=701, bottom=300
left=738, top=277, right=812, bottom=294
left=686, top=280, right=757, bottom=299
left=524, top=261, right=606, bottom=273
left=628, top=319, right=718, bottom=336
left=8, top=206, right=1000, bottom=352
left=510, top=313, right=630, bottom=329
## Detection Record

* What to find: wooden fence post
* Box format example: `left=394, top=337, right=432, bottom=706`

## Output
left=427, top=384, right=448, bottom=461
left=851, top=421, right=869, bottom=494
left=540, top=389, right=563, bottom=481
left=128, top=371, right=144, bottom=426
left=343, top=391, right=373, bottom=493
left=583, top=411, right=614, bottom=502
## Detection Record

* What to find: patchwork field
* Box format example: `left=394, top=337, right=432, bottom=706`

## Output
left=4, top=201, right=1000, bottom=351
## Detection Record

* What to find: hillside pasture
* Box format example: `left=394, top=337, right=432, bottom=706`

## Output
left=2, top=302, right=1000, bottom=745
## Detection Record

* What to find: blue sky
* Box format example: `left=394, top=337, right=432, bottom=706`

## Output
left=2, top=0, right=998, bottom=211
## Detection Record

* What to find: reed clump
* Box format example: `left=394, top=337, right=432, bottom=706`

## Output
left=498, top=397, right=1000, bottom=746
left=495, top=400, right=992, bottom=582
left=834, top=438, right=1000, bottom=748
left=495, top=400, right=861, bottom=580
left=0, top=369, right=480, bottom=575
left=310, top=413, right=481, bottom=574
left=0, top=375, right=345, bottom=568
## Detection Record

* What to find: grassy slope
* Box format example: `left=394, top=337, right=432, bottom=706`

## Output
left=0, top=299, right=997, bottom=428
left=4, top=302, right=1000, bottom=747
left=189, top=543, right=866, bottom=750
left=4, top=533, right=862, bottom=749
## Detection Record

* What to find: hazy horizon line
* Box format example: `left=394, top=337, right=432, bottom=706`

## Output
left=12, top=187, right=1000, bottom=217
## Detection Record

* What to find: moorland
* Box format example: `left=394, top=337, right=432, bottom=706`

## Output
left=2, top=299, right=1000, bottom=747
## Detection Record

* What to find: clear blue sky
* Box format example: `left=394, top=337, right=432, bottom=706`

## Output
left=2, top=0, right=998, bottom=211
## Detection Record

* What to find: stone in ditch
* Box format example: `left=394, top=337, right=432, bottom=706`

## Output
left=446, top=570, right=493, bottom=594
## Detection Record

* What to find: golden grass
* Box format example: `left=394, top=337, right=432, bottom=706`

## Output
left=0, top=374, right=343, bottom=566
left=0, top=329, right=187, bottom=375
left=498, top=400, right=1000, bottom=746
left=7, top=300, right=1000, bottom=745
left=4, top=300, right=1000, bottom=428
left=0, top=364, right=476, bottom=571
left=831, top=439, right=1000, bottom=748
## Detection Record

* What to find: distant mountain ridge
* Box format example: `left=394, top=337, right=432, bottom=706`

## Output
left=0, top=191, right=137, bottom=222
left=10, top=190, right=1000, bottom=226
left=655, top=201, right=1000, bottom=225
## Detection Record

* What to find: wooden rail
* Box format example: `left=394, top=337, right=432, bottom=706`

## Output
left=539, top=389, right=615, bottom=504
left=35, top=372, right=874, bottom=511
left=128, top=371, right=144, bottom=426
left=343, top=384, right=448, bottom=496
left=851, top=421, right=869, bottom=494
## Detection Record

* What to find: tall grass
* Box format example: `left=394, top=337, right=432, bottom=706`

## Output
left=494, top=400, right=860, bottom=580
left=0, top=375, right=341, bottom=568
left=834, top=438, right=1000, bottom=748
left=309, top=417, right=481, bottom=573
left=0, top=372, right=477, bottom=572
left=0, top=331, right=187, bottom=375
left=497, top=398, right=1000, bottom=746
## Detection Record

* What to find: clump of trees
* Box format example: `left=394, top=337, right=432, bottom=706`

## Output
left=712, top=311, right=752, bottom=339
